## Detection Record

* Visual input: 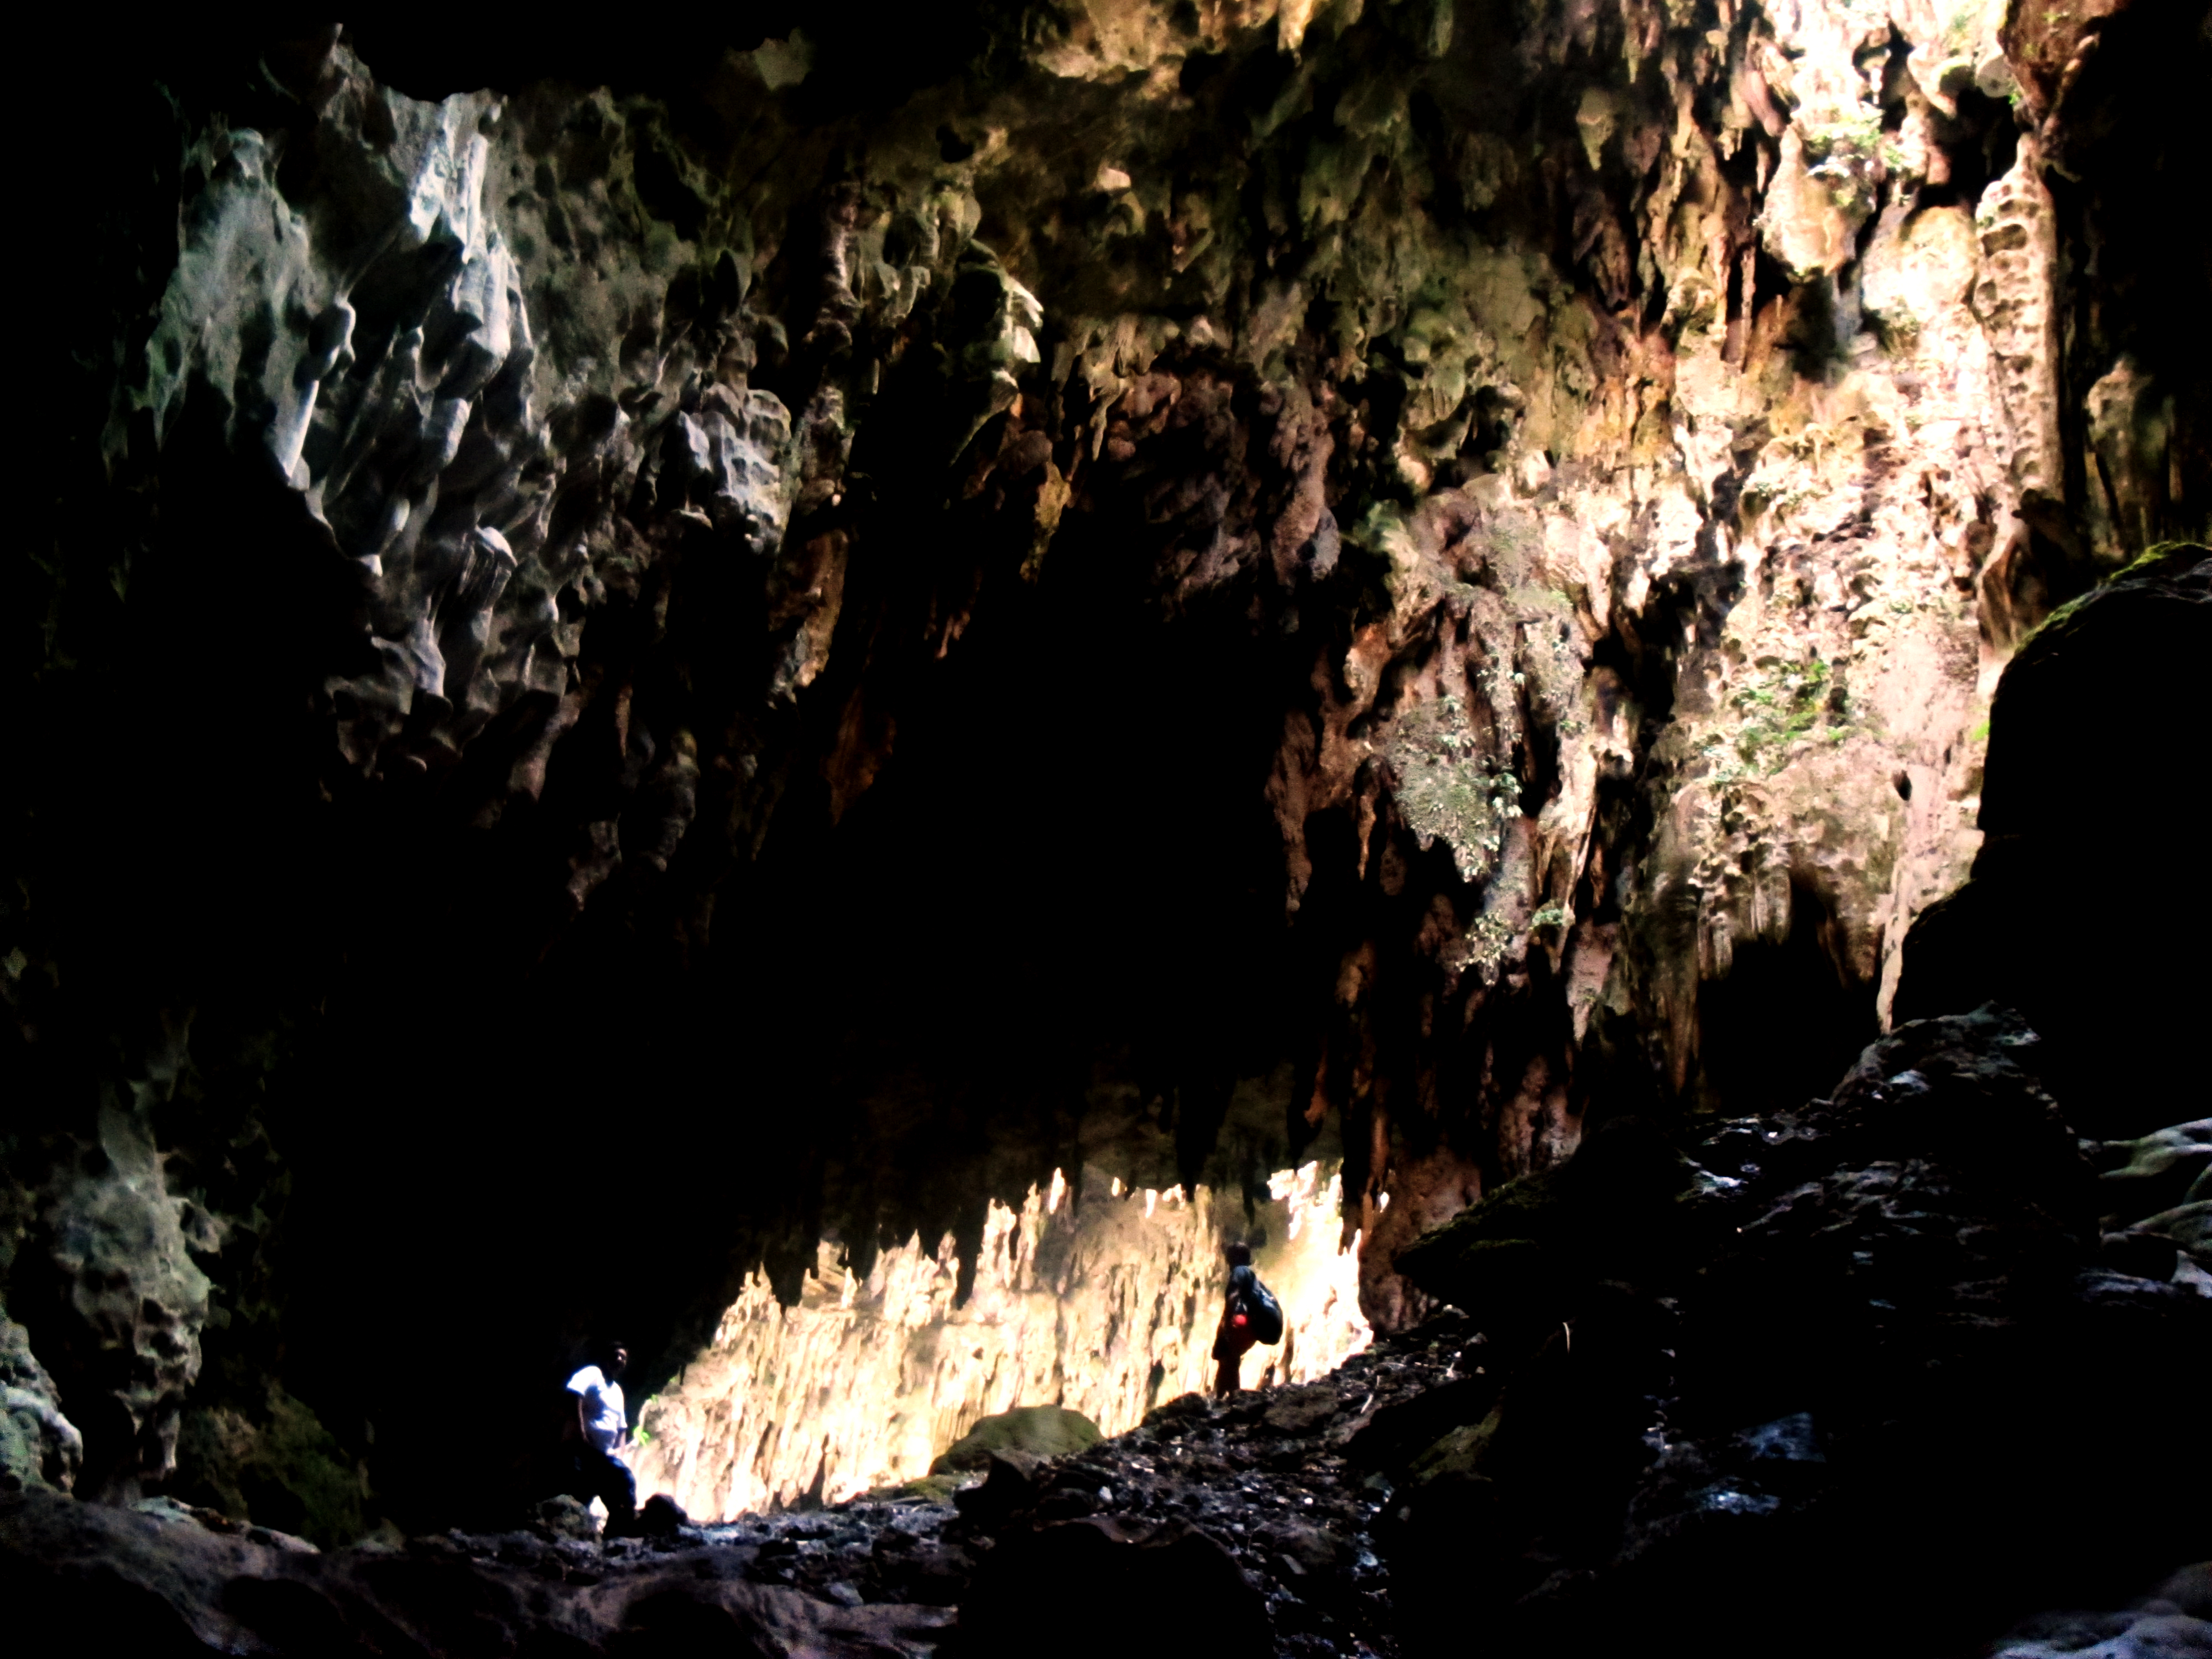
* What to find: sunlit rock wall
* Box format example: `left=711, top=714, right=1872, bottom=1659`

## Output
left=631, top=1162, right=1366, bottom=1519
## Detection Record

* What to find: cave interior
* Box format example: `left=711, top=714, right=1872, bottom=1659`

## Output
left=4, top=3, right=2208, bottom=1655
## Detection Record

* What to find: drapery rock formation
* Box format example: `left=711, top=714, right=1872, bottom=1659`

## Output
left=5, top=0, right=2206, bottom=1582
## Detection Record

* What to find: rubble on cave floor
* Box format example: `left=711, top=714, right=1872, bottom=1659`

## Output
left=419, top=1321, right=1465, bottom=1657
left=0, top=1321, right=1462, bottom=1657
left=8, top=1006, right=2209, bottom=1656
left=677, top=1323, right=1466, bottom=1657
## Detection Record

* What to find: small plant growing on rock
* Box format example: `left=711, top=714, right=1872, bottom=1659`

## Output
left=1803, top=113, right=1883, bottom=166
left=1942, top=0, right=1979, bottom=55
left=1702, top=656, right=1844, bottom=781
left=1447, top=911, right=1517, bottom=985
left=1385, top=695, right=1522, bottom=884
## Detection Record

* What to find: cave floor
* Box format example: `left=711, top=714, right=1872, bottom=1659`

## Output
left=466, top=1319, right=1464, bottom=1656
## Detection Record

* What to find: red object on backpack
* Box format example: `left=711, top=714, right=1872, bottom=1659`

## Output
left=1233, top=1314, right=1249, bottom=1328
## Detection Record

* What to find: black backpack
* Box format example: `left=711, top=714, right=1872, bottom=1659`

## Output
left=1230, top=1266, right=1285, bottom=1344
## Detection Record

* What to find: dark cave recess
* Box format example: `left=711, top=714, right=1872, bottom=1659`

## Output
left=1693, top=881, right=1877, bottom=1123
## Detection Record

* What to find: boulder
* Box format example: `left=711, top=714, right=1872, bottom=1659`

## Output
left=928, top=1405, right=1100, bottom=1474
left=943, top=1517, right=1269, bottom=1659
left=0, top=1486, right=945, bottom=1657
left=1260, top=1383, right=1340, bottom=1437
left=637, top=1492, right=691, bottom=1536
left=867, top=1472, right=965, bottom=1505
left=1896, top=547, right=2210, bottom=1136
left=168, top=1386, right=366, bottom=1548
left=1394, top=1115, right=1702, bottom=1326
left=532, top=1492, right=598, bottom=1541
left=951, top=1450, right=1044, bottom=1524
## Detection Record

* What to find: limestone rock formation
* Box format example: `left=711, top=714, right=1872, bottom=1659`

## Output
left=9, top=1005, right=2204, bottom=1656
left=166, top=1385, right=368, bottom=1550
left=6, top=1040, right=214, bottom=1503
left=6, top=0, right=2206, bottom=1538
left=1989, top=1563, right=2212, bottom=1659
left=628, top=1162, right=1369, bottom=1517
left=1384, top=1009, right=2211, bottom=1655
left=1, top=1316, right=82, bottom=1496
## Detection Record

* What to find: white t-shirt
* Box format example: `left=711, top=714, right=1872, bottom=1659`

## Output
left=565, top=1366, right=626, bottom=1453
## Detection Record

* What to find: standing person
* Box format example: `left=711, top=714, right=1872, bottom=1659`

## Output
left=565, top=1339, right=638, bottom=1533
left=1211, top=1244, right=1284, bottom=1396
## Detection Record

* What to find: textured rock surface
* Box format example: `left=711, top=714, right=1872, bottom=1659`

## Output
left=1377, top=1008, right=2211, bottom=1656
left=8, top=1010, right=2205, bottom=1655
left=0, top=1314, right=82, bottom=1496
left=1, top=1486, right=956, bottom=1657
left=166, top=1384, right=368, bottom=1550
left=1895, top=545, right=2208, bottom=1132
left=929, top=1404, right=1102, bottom=1474
left=4, top=1031, right=214, bottom=1502
left=629, top=1162, right=1368, bottom=1517
left=6, top=0, right=2206, bottom=1525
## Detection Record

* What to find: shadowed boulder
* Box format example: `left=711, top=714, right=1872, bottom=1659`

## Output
left=944, top=1518, right=1269, bottom=1659
left=1897, top=546, right=2210, bottom=1136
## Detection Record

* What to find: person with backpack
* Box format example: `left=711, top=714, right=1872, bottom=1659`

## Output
left=1212, top=1242, right=1284, bottom=1395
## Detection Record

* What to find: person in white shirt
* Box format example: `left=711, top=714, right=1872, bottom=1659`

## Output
left=564, top=1340, right=637, bottom=1531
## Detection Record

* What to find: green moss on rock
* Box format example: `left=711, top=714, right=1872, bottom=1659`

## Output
left=929, top=1404, right=1102, bottom=1474
left=170, top=1385, right=364, bottom=1549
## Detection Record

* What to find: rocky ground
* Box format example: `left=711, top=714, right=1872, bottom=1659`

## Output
left=0, top=1332, right=1448, bottom=1657
left=8, top=1005, right=2206, bottom=1657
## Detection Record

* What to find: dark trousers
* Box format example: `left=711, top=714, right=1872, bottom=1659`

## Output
left=571, top=1446, right=637, bottom=1522
left=1212, top=1325, right=1258, bottom=1397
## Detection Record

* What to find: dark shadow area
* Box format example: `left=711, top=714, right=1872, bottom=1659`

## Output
left=1898, top=545, right=2208, bottom=1138
left=1915, top=86, right=2021, bottom=212
left=1695, top=883, right=1877, bottom=1119
left=255, top=479, right=1328, bottom=1526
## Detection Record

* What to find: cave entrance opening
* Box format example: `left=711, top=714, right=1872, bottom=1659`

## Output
left=1693, top=881, right=1876, bottom=1120
left=621, top=1159, right=1371, bottom=1520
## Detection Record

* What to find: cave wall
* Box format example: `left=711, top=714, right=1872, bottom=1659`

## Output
left=632, top=1161, right=1368, bottom=1517
left=4, top=0, right=2204, bottom=1526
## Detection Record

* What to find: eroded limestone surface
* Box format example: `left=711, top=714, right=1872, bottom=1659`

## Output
left=9, top=0, right=2205, bottom=1521
left=9, top=1030, right=212, bottom=1501
left=9, top=1008, right=2205, bottom=1656
left=0, top=1315, right=81, bottom=1497
left=630, top=1162, right=1369, bottom=1517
